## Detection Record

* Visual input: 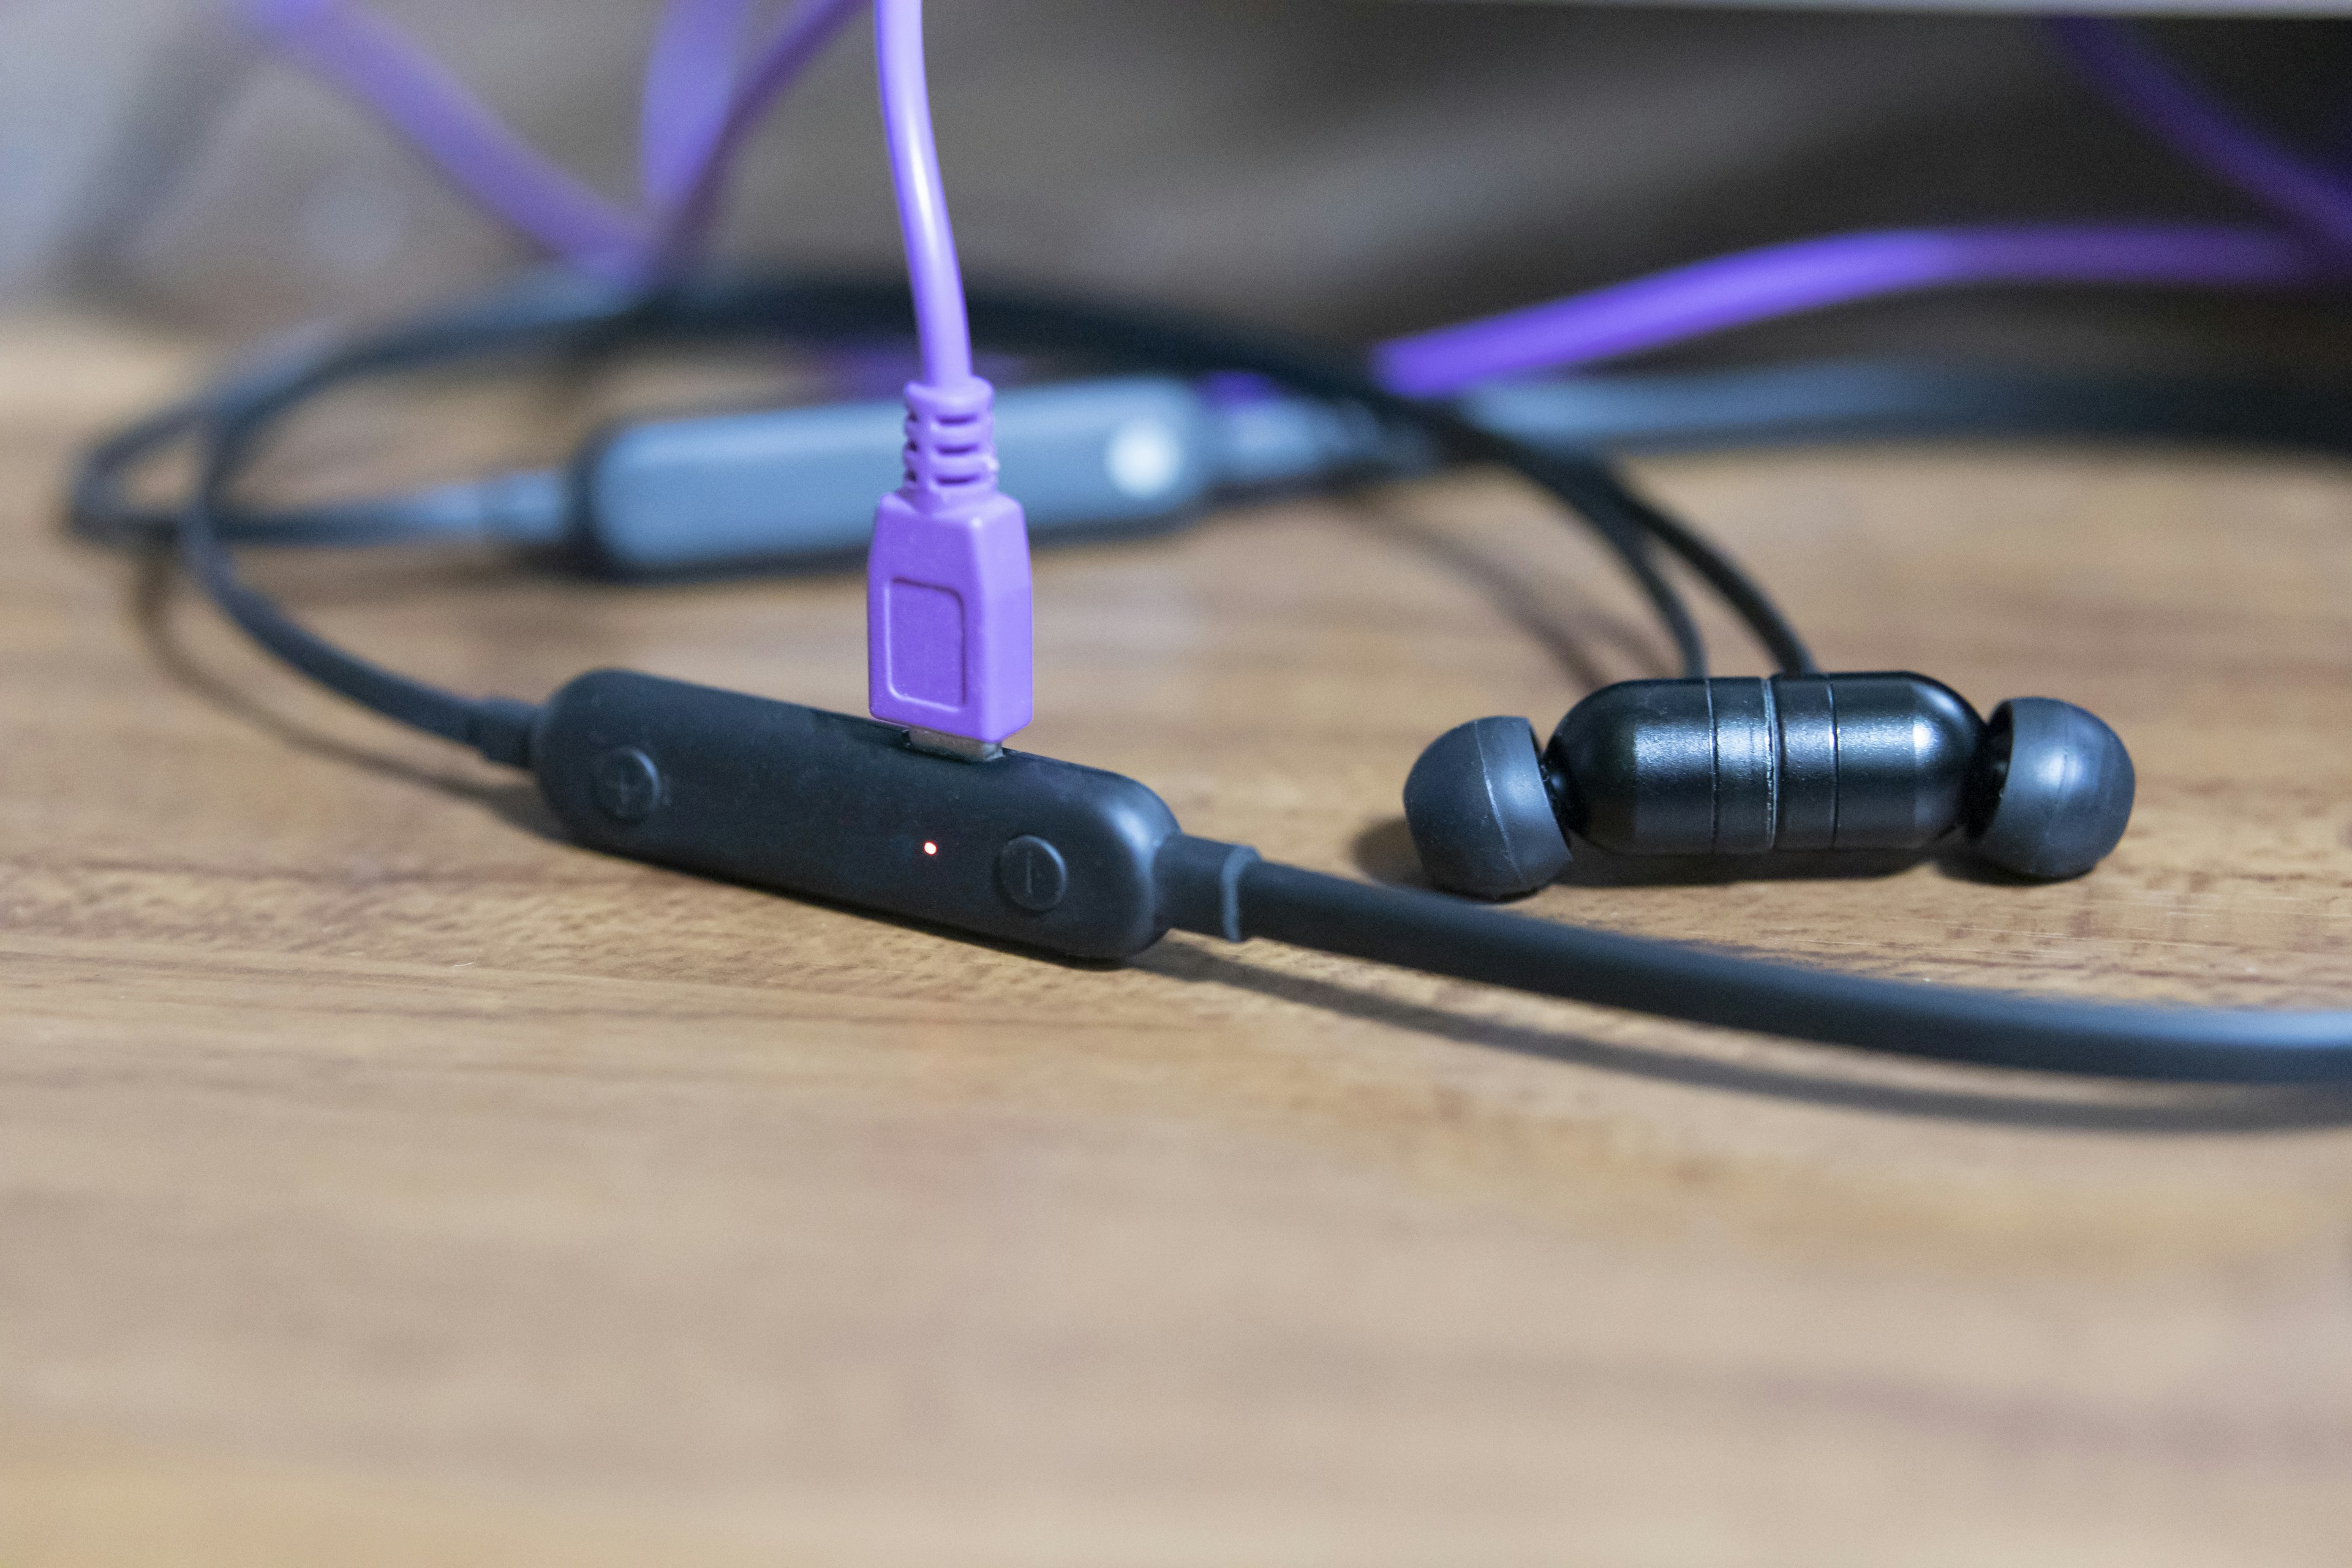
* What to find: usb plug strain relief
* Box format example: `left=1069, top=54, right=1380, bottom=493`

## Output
left=867, top=375, right=1033, bottom=746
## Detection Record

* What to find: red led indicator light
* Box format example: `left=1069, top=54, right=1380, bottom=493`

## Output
left=922, top=841, right=938, bottom=856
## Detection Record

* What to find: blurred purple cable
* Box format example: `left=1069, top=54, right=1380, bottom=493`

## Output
left=240, top=0, right=859, bottom=279
left=646, top=0, right=867, bottom=270
left=640, top=0, right=757, bottom=211
left=1378, top=22, right=2352, bottom=394
left=239, top=0, right=643, bottom=271
left=243, top=3, right=2348, bottom=395
left=1375, top=222, right=2328, bottom=397
left=2049, top=17, right=2352, bottom=256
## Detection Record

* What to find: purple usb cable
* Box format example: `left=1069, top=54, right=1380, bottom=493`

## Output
left=2051, top=17, right=2352, bottom=257
left=245, top=0, right=1024, bottom=746
left=640, top=0, right=756, bottom=216
left=244, top=0, right=862, bottom=277
left=1379, top=19, right=2352, bottom=395
left=641, top=0, right=867, bottom=272
left=1376, top=221, right=2329, bottom=397
left=863, top=0, right=1030, bottom=751
left=239, top=0, right=644, bottom=272
left=250, top=5, right=2351, bottom=396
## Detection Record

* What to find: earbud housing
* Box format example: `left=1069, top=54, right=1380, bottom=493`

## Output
left=1551, top=673, right=1981, bottom=857
left=1404, top=673, right=2135, bottom=898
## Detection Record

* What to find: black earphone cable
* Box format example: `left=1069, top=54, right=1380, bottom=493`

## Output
left=83, top=358, right=2352, bottom=554
left=1200, top=851, right=2352, bottom=1084
left=106, top=273, right=1830, bottom=690
left=166, top=277, right=646, bottom=761
left=105, top=271, right=2352, bottom=1084
left=88, top=276, right=2352, bottom=690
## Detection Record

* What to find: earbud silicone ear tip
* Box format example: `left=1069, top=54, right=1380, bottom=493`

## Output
left=1403, top=716, right=1571, bottom=899
left=1966, top=697, right=2136, bottom=880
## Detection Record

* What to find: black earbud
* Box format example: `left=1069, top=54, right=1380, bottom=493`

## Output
left=1403, top=673, right=2135, bottom=899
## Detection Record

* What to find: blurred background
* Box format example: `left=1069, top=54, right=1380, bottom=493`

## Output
left=9, top=0, right=2352, bottom=371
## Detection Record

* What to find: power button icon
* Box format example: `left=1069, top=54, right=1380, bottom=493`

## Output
left=995, top=835, right=1068, bottom=912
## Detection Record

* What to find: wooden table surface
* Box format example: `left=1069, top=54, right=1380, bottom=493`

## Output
left=6, top=311, right=2352, bottom=1566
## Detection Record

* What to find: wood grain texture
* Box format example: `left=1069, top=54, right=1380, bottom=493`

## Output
left=5, top=312, right=2352, bottom=1566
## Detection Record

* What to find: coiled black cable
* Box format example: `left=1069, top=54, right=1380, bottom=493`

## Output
left=85, top=271, right=2352, bottom=1083
left=98, top=272, right=1822, bottom=715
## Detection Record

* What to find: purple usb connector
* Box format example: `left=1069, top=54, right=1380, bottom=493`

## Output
left=865, top=0, right=1031, bottom=753
left=867, top=378, right=1032, bottom=750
